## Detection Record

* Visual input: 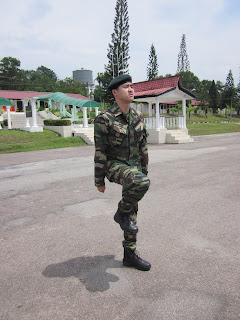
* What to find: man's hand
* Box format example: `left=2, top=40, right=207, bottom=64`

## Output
left=97, top=185, right=106, bottom=193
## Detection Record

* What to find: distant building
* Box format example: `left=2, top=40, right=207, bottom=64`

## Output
left=73, top=68, right=93, bottom=85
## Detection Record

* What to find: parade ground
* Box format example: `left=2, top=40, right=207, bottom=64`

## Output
left=0, top=133, right=239, bottom=320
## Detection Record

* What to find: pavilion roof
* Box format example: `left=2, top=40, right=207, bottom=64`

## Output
left=36, top=92, right=99, bottom=108
left=133, top=76, right=195, bottom=99
left=0, top=90, right=89, bottom=101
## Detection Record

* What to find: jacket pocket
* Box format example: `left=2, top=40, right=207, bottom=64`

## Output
left=109, top=123, right=127, bottom=145
left=133, top=121, right=146, bottom=141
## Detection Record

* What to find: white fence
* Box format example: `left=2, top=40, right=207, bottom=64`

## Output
left=144, top=116, right=185, bottom=129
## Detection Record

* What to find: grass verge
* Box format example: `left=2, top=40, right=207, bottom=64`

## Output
left=0, top=121, right=240, bottom=154
left=187, top=122, right=240, bottom=136
left=0, top=129, right=87, bottom=154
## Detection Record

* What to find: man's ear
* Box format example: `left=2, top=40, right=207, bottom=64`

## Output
left=112, top=89, right=117, bottom=97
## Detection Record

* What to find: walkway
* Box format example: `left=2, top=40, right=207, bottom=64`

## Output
left=0, top=133, right=240, bottom=320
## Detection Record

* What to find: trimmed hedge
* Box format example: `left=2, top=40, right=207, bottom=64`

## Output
left=43, top=119, right=71, bottom=126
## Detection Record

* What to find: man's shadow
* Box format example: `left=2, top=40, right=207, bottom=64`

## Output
left=42, top=255, right=121, bottom=292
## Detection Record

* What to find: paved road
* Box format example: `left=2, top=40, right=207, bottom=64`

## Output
left=0, top=133, right=240, bottom=320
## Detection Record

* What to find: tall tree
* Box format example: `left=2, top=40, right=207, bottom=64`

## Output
left=105, top=0, right=130, bottom=80
left=57, top=78, right=88, bottom=96
left=177, top=34, right=190, bottom=73
left=36, top=66, right=58, bottom=82
left=209, top=80, right=218, bottom=112
left=235, top=67, right=240, bottom=115
left=147, top=44, right=159, bottom=80
left=0, top=56, right=22, bottom=90
left=221, top=70, right=235, bottom=109
left=177, top=71, right=200, bottom=95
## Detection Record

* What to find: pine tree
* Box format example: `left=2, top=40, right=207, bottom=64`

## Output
left=177, top=34, right=190, bottom=73
left=221, top=70, right=235, bottom=109
left=105, top=0, right=130, bottom=79
left=235, top=67, right=240, bottom=115
left=209, top=80, right=218, bottom=112
left=147, top=44, right=159, bottom=80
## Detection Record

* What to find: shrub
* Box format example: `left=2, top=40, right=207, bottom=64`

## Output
left=88, top=118, right=94, bottom=124
left=72, top=120, right=82, bottom=124
left=44, top=119, right=71, bottom=126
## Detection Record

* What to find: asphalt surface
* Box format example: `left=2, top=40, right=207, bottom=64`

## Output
left=0, top=133, right=240, bottom=320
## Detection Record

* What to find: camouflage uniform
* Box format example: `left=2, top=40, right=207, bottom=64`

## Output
left=94, top=104, right=150, bottom=251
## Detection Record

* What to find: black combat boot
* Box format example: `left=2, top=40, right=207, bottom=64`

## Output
left=123, top=248, right=151, bottom=271
left=114, top=210, right=138, bottom=234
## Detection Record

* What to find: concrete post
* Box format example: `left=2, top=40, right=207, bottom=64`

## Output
left=182, top=98, right=187, bottom=129
left=31, top=98, right=38, bottom=128
left=6, top=106, right=12, bottom=129
left=155, top=97, right=160, bottom=131
left=95, top=107, right=99, bottom=117
left=29, top=98, right=43, bottom=132
left=83, top=107, right=88, bottom=128
left=23, top=100, right=30, bottom=130
left=148, top=103, right=152, bottom=117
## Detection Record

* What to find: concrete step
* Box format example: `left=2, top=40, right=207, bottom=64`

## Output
left=166, top=130, right=194, bottom=144
left=73, top=129, right=94, bottom=145
left=5, top=113, right=44, bottom=129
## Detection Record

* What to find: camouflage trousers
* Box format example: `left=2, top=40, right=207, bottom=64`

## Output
left=106, top=161, right=150, bottom=251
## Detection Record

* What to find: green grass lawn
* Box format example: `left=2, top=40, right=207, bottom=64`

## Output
left=186, top=113, right=240, bottom=123
left=187, top=122, right=240, bottom=136
left=0, top=119, right=240, bottom=154
left=0, top=129, right=86, bottom=154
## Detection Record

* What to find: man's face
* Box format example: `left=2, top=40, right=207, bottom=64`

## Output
left=112, top=82, right=134, bottom=103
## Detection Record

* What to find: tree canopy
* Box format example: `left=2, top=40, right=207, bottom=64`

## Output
left=0, top=56, right=88, bottom=96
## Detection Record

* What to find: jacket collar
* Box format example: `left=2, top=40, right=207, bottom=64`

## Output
left=111, top=103, right=133, bottom=117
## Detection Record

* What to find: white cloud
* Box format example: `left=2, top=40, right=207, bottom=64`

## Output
left=1, top=0, right=240, bottom=84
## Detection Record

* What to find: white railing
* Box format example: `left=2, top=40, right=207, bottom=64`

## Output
left=144, top=116, right=156, bottom=129
left=144, top=116, right=185, bottom=129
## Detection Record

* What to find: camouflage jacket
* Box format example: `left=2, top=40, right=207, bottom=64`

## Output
left=94, top=104, right=149, bottom=187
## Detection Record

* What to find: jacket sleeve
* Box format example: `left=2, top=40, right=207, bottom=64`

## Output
left=94, top=115, right=108, bottom=187
left=139, top=127, right=149, bottom=175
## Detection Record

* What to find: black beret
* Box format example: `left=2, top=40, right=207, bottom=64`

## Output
left=108, top=74, right=132, bottom=91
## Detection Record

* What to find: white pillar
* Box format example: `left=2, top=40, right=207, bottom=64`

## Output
left=31, top=98, right=38, bottom=128
left=182, top=98, right=187, bottom=129
left=30, top=98, right=43, bottom=132
left=6, top=106, right=12, bottom=129
left=155, top=97, right=160, bottom=131
left=83, top=107, right=88, bottom=128
left=95, top=107, right=99, bottom=117
left=148, top=103, right=152, bottom=117
left=23, top=100, right=30, bottom=130
left=62, top=104, right=66, bottom=117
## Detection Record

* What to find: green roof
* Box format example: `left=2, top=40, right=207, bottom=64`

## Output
left=0, top=97, right=14, bottom=106
left=36, top=92, right=99, bottom=108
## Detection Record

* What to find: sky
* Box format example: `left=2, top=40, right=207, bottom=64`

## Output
left=1, top=0, right=240, bottom=85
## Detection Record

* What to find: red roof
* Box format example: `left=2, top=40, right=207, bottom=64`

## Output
left=192, top=100, right=208, bottom=106
left=0, top=90, right=89, bottom=100
left=133, top=76, right=180, bottom=98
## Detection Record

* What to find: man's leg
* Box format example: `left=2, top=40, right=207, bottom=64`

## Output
left=107, top=163, right=150, bottom=215
left=107, top=162, right=151, bottom=271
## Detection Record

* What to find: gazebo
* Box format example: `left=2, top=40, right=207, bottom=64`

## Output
left=36, top=92, right=100, bottom=128
left=133, top=76, right=195, bottom=143
left=0, top=97, right=14, bottom=129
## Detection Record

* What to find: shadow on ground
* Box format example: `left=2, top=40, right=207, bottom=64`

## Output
left=42, top=255, right=121, bottom=292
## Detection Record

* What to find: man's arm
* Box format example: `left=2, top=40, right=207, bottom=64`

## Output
left=139, top=128, right=149, bottom=175
left=94, top=115, right=108, bottom=188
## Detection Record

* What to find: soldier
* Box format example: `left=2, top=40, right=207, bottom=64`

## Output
left=94, top=74, right=151, bottom=271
